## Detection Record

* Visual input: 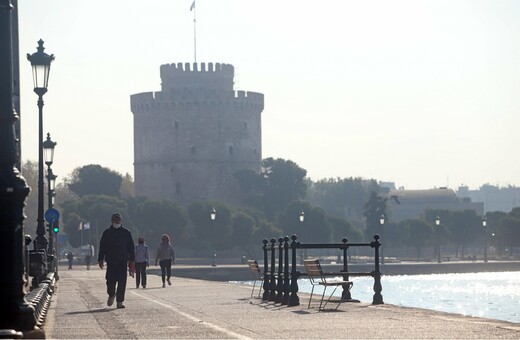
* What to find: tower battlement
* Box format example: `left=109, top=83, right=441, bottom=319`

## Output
left=160, top=62, right=235, bottom=91
left=131, top=89, right=264, bottom=113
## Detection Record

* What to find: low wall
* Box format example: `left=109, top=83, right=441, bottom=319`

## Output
left=156, top=261, right=520, bottom=282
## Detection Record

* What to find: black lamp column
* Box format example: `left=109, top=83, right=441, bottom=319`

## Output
left=379, top=214, right=385, bottom=265
left=210, top=208, right=217, bottom=267
left=0, top=0, right=37, bottom=332
left=482, top=217, right=487, bottom=263
left=27, top=39, right=54, bottom=254
left=299, top=211, right=305, bottom=264
left=43, top=133, right=56, bottom=258
left=435, top=216, right=441, bottom=264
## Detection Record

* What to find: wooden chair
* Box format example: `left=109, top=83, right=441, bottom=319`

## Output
left=247, top=260, right=264, bottom=298
left=304, top=259, right=352, bottom=311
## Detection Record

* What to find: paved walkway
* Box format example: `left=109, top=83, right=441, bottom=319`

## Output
left=44, top=268, right=520, bottom=339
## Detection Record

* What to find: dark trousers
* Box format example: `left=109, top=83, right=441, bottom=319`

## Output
left=159, top=259, right=172, bottom=283
left=135, top=262, right=147, bottom=287
left=106, top=261, right=128, bottom=302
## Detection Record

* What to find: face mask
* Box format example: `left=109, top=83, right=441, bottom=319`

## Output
left=113, top=223, right=121, bottom=228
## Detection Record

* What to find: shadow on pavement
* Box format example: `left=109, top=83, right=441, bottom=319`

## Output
left=66, top=308, right=114, bottom=315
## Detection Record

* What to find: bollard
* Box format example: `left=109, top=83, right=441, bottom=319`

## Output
left=371, top=235, right=384, bottom=305
left=262, top=239, right=270, bottom=300
left=341, top=237, right=353, bottom=301
left=268, top=238, right=277, bottom=301
left=281, top=236, right=290, bottom=305
left=288, top=234, right=300, bottom=306
left=275, top=237, right=284, bottom=303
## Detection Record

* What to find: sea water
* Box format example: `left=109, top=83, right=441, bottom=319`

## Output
left=239, top=271, right=520, bottom=324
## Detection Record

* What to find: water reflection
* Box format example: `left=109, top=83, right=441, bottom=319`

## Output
left=240, top=271, right=520, bottom=323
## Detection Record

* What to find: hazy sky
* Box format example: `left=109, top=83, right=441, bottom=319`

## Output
left=17, top=0, right=520, bottom=190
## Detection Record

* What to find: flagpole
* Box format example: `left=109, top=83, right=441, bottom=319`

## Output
left=193, top=0, right=197, bottom=63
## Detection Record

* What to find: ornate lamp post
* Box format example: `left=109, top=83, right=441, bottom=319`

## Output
left=210, top=208, right=217, bottom=267
left=0, top=0, right=37, bottom=333
left=379, top=214, right=385, bottom=265
left=482, top=217, right=487, bottom=263
left=435, top=216, right=441, bottom=263
left=43, top=133, right=56, bottom=256
left=27, top=39, right=54, bottom=253
left=299, top=211, right=305, bottom=264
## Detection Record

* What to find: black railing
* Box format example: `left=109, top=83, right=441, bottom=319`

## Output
left=261, top=234, right=384, bottom=306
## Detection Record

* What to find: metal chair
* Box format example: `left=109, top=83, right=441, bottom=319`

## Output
left=247, top=260, right=264, bottom=299
left=304, top=259, right=352, bottom=311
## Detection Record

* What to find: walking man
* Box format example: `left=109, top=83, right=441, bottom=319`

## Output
left=98, top=213, right=135, bottom=309
left=135, top=237, right=149, bottom=288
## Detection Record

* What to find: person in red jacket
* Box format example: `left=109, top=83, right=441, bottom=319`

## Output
left=98, top=213, right=135, bottom=309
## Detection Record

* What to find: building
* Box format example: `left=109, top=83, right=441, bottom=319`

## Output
left=457, top=185, right=520, bottom=213
left=130, top=62, right=264, bottom=205
left=387, top=188, right=484, bottom=222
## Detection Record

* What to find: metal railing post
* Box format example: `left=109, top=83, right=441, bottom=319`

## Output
left=371, top=234, right=384, bottom=305
left=288, top=234, right=300, bottom=306
left=261, top=239, right=269, bottom=300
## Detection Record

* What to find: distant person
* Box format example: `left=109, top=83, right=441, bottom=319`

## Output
left=135, top=237, right=149, bottom=289
left=85, top=252, right=91, bottom=270
left=98, top=213, right=135, bottom=309
left=155, top=234, right=176, bottom=288
left=67, top=251, right=74, bottom=270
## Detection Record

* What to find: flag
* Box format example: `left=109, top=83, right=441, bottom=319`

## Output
left=84, top=222, right=90, bottom=230
left=190, top=0, right=195, bottom=11
left=78, top=221, right=83, bottom=231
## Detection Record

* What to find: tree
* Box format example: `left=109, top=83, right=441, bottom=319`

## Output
left=134, top=199, right=188, bottom=245
left=363, top=192, right=399, bottom=239
left=120, top=173, right=135, bottom=199
left=449, top=210, right=481, bottom=258
left=235, top=158, right=307, bottom=220
left=327, top=215, right=362, bottom=242
left=278, top=200, right=331, bottom=243
left=187, top=200, right=232, bottom=252
left=307, top=177, right=379, bottom=224
left=400, top=219, right=433, bottom=259
left=67, top=164, right=123, bottom=198
left=61, top=194, right=128, bottom=247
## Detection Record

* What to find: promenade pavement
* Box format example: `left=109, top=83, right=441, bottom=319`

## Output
left=43, top=267, right=520, bottom=339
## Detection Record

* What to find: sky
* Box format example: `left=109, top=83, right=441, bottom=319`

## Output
left=16, top=0, right=520, bottom=190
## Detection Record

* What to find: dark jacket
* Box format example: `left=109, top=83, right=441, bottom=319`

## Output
left=97, top=225, right=135, bottom=263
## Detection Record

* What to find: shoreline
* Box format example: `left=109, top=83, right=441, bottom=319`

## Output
left=150, top=259, right=520, bottom=281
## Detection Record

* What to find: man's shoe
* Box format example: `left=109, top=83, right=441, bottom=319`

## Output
left=167, top=279, right=171, bottom=286
left=142, top=285, right=146, bottom=289
left=117, top=302, right=125, bottom=309
left=107, top=295, right=115, bottom=307
left=162, top=283, right=165, bottom=288
left=136, top=285, right=139, bottom=289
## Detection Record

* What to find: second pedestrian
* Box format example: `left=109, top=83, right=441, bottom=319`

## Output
left=155, top=234, right=175, bottom=288
left=135, top=237, right=149, bottom=289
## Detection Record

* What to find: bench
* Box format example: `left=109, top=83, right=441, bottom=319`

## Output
left=304, top=259, right=353, bottom=311
left=247, top=260, right=264, bottom=298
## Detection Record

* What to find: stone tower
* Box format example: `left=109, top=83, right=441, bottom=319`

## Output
left=130, top=62, right=264, bottom=205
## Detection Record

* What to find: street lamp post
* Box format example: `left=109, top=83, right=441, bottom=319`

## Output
left=43, top=133, right=56, bottom=260
left=27, top=39, right=54, bottom=254
left=0, top=0, right=37, bottom=332
left=435, top=216, right=441, bottom=263
left=379, top=214, right=385, bottom=265
left=482, top=217, right=487, bottom=263
left=299, top=211, right=305, bottom=264
left=210, top=208, right=217, bottom=267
